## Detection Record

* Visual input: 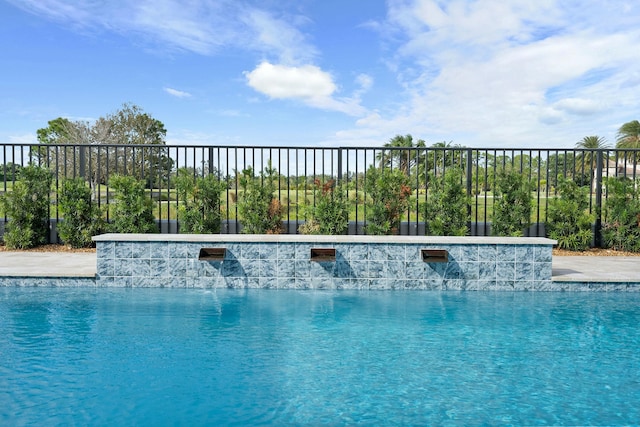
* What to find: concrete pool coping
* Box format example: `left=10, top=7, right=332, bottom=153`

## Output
left=0, top=251, right=638, bottom=284
left=92, top=233, right=555, bottom=245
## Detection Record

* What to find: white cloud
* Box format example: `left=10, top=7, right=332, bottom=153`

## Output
left=245, top=62, right=336, bottom=99
left=339, top=0, right=640, bottom=147
left=7, top=0, right=640, bottom=148
left=244, top=62, right=367, bottom=116
left=355, top=113, right=383, bottom=127
left=242, top=9, right=316, bottom=64
left=163, top=87, right=192, bottom=98
left=353, top=74, right=374, bottom=99
left=5, top=0, right=93, bottom=27
left=7, top=0, right=316, bottom=63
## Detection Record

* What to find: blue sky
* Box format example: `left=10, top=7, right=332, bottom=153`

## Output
left=2, top=0, right=639, bottom=148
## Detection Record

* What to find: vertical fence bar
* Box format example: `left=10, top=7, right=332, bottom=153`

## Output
left=234, top=147, right=239, bottom=233
left=337, top=147, right=343, bottom=183
left=543, top=149, right=550, bottom=228
left=474, top=149, right=481, bottom=235
left=208, top=147, right=214, bottom=176
left=2, top=145, right=6, bottom=222
left=53, top=145, right=59, bottom=232
left=466, top=148, right=473, bottom=229
left=354, top=148, right=359, bottom=234
left=79, top=145, right=86, bottom=178
left=294, top=149, right=299, bottom=231
left=594, top=150, right=604, bottom=248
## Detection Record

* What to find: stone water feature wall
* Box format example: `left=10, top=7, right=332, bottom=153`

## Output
left=93, top=234, right=557, bottom=291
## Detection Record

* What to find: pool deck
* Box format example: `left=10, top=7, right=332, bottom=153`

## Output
left=0, top=252, right=97, bottom=277
left=0, top=251, right=638, bottom=284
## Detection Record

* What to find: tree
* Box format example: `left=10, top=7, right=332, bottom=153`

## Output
left=576, top=135, right=609, bottom=150
left=546, top=152, right=591, bottom=188
left=103, top=103, right=166, bottom=145
left=376, top=134, right=426, bottom=176
left=36, top=117, right=74, bottom=145
left=33, top=117, right=83, bottom=176
left=575, top=135, right=610, bottom=172
left=426, top=141, right=464, bottom=178
left=37, top=104, right=167, bottom=148
left=616, top=120, right=640, bottom=149
left=35, top=103, right=171, bottom=196
left=94, top=103, right=170, bottom=181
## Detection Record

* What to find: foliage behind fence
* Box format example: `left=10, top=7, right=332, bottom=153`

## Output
left=2, top=143, right=640, bottom=245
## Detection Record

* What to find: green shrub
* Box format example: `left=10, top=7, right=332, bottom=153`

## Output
left=178, top=174, right=224, bottom=234
left=602, top=177, right=640, bottom=252
left=546, top=177, right=593, bottom=251
left=108, top=174, right=157, bottom=233
left=238, top=163, right=283, bottom=234
left=422, top=168, right=469, bottom=236
left=299, top=179, right=349, bottom=235
left=58, top=178, right=105, bottom=247
left=492, top=169, right=533, bottom=237
left=0, top=164, right=53, bottom=249
left=364, top=167, right=411, bottom=235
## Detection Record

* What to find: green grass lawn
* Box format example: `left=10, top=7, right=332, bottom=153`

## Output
left=146, top=189, right=554, bottom=223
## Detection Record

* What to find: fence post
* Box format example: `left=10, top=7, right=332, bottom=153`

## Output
left=79, top=145, right=86, bottom=178
left=466, top=148, right=473, bottom=219
left=594, top=150, right=603, bottom=247
left=337, top=147, right=343, bottom=183
left=208, top=147, right=214, bottom=176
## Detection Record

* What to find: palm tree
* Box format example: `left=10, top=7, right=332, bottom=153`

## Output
left=574, top=136, right=610, bottom=186
left=376, top=134, right=425, bottom=176
left=428, top=140, right=464, bottom=176
left=616, top=120, right=640, bottom=148
left=576, top=135, right=609, bottom=150
left=575, top=135, right=610, bottom=171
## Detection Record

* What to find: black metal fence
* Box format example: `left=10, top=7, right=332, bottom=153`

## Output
left=1, top=143, right=639, bottom=245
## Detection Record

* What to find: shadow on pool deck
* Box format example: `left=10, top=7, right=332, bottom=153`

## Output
left=0, top=252, right=638, bottom=283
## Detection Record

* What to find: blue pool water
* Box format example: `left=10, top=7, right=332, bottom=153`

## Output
left=1, top=288, right=639, bottom=426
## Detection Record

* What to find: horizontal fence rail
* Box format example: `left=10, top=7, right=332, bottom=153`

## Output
left=1, top=143, right=640, bottom=246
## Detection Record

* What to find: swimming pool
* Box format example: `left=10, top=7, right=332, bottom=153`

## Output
left=1, top=288, right=639, bottom=425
